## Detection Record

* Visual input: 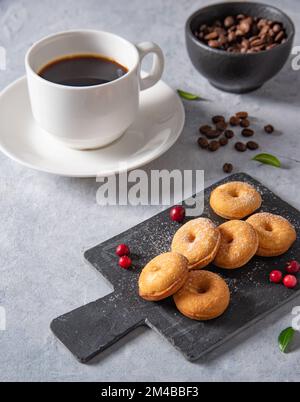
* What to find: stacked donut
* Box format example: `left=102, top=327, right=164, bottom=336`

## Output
left=138, top=181, right=297, bottom=321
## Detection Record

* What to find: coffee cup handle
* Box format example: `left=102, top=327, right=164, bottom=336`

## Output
left=136, top=42, right=165, bottom=91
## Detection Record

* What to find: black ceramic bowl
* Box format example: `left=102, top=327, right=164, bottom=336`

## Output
left=186, top=2, right=295, bottom=93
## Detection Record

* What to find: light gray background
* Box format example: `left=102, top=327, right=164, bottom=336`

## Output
left=0, top=0, right=300, bottom=382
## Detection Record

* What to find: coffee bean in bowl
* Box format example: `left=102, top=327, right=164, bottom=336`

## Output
left=194, top=15, right=287, bottom=54
left=185, top=2, right=295, bottom=93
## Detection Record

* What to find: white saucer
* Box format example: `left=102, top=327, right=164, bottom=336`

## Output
left=0, top=77, right=185, bottom=177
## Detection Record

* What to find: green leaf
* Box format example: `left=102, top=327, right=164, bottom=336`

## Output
left=177, top=89, right=201, bottom=101
left=253, top=153, right=281, bottom=168
left=278, top=327, right=295, bottom=353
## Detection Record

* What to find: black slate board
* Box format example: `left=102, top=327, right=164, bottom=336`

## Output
left=51, top=173, right=300, bottom=363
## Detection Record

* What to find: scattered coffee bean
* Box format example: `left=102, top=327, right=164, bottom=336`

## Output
left=236, top=111, right=249, bottom=119
left=264, top=124, right=274, bottom=134
left=240, top=119, right=250, bottom=128
left=219, top=136, right=228, bottom=146
left=194, top=16, right=287, bottom=53
left=235, top=142, right=247, bottom=152
left=206, top=129, right=221, bottom=139
left=225, top=129, right=234, bottom=139
left=223, top=163, right=233, bottom=174
left=197, top=113, right=275, bottom=172
left=242, top=128, right=254, bottom=137
left=208, top=140, right=220, bottom=152
left=247, top=141, right=259, bottom=150
left=229, top=116, right=240, bottom=126
left=212, top=115, right=225, bottom=124
left=199, top=125, right=212, bottom=135
left=215, top=120, right=228, bottom=131
left=198, top=137, right=209, bottom=149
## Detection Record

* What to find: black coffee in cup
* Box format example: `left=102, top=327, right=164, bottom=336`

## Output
left=38, top=54, right=128, bottom=87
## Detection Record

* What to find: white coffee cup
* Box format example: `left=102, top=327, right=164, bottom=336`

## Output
left=25, top=30, right=165, bottom=150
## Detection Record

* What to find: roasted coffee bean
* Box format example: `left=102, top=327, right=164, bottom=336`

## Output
left=224, top=16, right=235, bottom=28
left=239, top=17, right=252, bottom=34
left=228, top=31, right=236, bottom=42
left=219, top=34, right=228, bottom=46
left=205, top=129, right=220, bottom=139
left=242, top=128, right=254, bottom=137
left=240, top=119, right=250, bottom=128
left=223, top=163, right=233, bottom=174
left=219, top=136, right=228, bottom=146
left=205, top=31, right=219, bottom=40
left=257, top=19, right=268, bottom=29
left=235, top=142, right=247, bottom=152
left=199, top=125, right=212, bottom=135
left=250, top=38, right=265, bottom=47
left=275, top=31, right=285, bottom=43
left=208, top=40, right=221, bottom=48
left=225, top=130, right=235, bottom=139
left=236, top=111, right=249, bottom=119
left=259, top=25, right=270, bottom=37
left=235, top=29, right=244, bottom=37
left=208, top=140, right=220, bottom=152
left=212, top=115, right=225, bottom=124
left=264, top=124, right=274, bottom=134
left=247, top=141, right=259, bottom=150
left=215, top=121, right=228, bottom=131
left=198, top=137, right=209, bottom=149
left=241, top=39, right=250, bottom=50
left=229, top=116, right=240, bottom=126
left=272, top=23, right=282, bottom=33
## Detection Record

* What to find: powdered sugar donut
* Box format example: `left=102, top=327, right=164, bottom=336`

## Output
left=214, top=220, right=259, bottom=269
left=246, top=213, right=296, bottom=257
left=139, top=252, right=189, bottom=301
left=210, top=181, right=262, bottom=220
left=173, top=270, right=230, bottom=321
left=171, top=218, right=221, bottom=270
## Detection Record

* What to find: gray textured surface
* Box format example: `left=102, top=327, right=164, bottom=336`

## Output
left=0, top=0, right=300, bottom=382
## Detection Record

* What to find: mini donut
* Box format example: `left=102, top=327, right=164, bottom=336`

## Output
left=246, top=213, right=297, bottom=257
left=171, top=218, right=221, bottom=270
left=210, top=181, right=262, bottom=219
left=173, top=270, right=230, bottom=321
left=139, top=252, right=189, bottom=301
left=214, top=220, right=259, bottom=269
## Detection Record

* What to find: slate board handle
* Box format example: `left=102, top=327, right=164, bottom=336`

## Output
left=50, top=293, right=145, bottom=363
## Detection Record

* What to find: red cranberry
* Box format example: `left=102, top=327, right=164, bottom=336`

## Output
left=269, top=270, right=283, bottom=284
left=170, top=206, right=186, bottom=223
left=119, top=256, right=132, bottom=269
left=283, top=275, right=298, bottom=289
left=286, top=260, right=300, bottom=274
left=116, top=244, right=130, bottom=257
